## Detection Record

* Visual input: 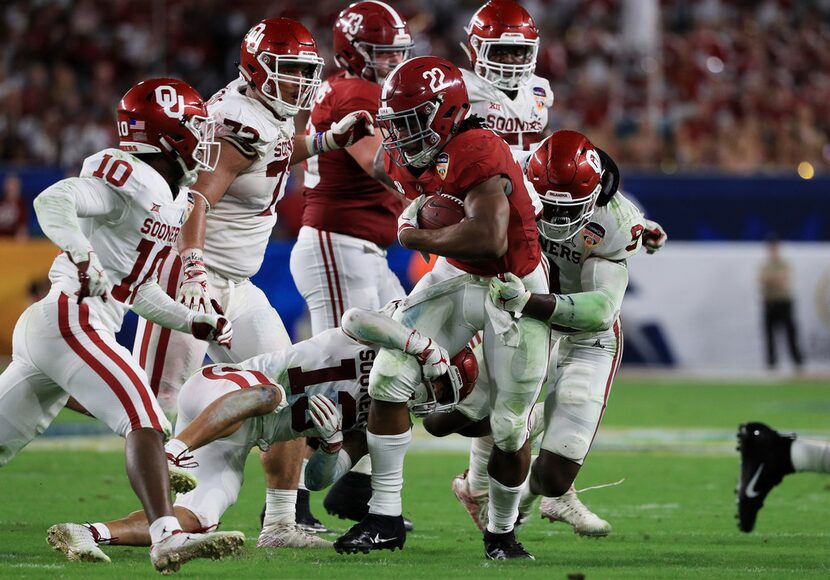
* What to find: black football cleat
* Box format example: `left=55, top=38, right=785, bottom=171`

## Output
left=334, top=513, right=406, bottom=554
left=484, top=529, right=534, bottom=560
left=736, top=422, right=795, bottom=533
left=296, top=489, right=329, bottom=534
left=325, top=472, right=414, bottom=531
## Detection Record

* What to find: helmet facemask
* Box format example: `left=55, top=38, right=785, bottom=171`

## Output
left=160, top=114, right=220, bottom=187
left=409, top=365, right=466, bottom=418
left=378, top=98, right=443, bottom=168
left=470, top=34, right=539, bottom=90
left=538, top=182, right=601, bottom=242
left=255, top=51, right=324, bottom=117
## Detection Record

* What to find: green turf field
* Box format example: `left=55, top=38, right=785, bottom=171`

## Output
left=1, top=379, right=828, bottom=578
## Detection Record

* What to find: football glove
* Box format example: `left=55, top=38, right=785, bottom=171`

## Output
left=404, top=328, right=450, bottom=380
left=308, top=394, right=343, bottom=453
left=190, top=299, right=233, bottom=347
left=75, top=251, right=111, bottom=304
left=643, top=219, right=667, bottom=255
left=309, top=110, right=375, bottom=155
left=397, top=195, right=431, bottom=263
left=489, top=272, right=531, bottom=314
left=178, top=248, right=210, bottom=312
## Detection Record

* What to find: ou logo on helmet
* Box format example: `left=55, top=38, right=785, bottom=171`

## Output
left=155, top=85, right=185, bottom=119
left=343, top=13, right=364, bottom=37
left=585, top=148, right=601, bottom=175
left=245, top=22, right=267, bottom=54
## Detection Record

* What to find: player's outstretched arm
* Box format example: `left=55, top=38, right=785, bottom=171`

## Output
left=132, top=282, right=233, bottom=347
left=490, top=257, right=629, bottom=332
left=304, top=430, right=367, bottom=492
left=291, top=110, right=374, bottom=165
left=398, top=175, right=509, bottom=260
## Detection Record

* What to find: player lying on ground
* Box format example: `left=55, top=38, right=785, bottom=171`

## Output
left=0, top=78, right=244, bottom=573
left=48, top=307, right=477, bottom=559
left=737, top=422, right=830, bottom=532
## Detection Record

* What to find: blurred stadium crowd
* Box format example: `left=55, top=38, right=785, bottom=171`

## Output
left=0, top=0, right=827, bottom=174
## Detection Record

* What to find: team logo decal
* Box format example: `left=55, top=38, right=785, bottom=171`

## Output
left=435, top=152, right=450, bottom=180
left=582, top=222, right=606, bottom=247
left=532, top=86, right=546, bottom=111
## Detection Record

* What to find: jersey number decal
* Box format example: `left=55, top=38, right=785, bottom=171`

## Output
left=422, top=67, right=451, bottom=93
left=625, top=224, right=645, bottom=252
left=111, top=239, right=171, bottom=303
left=288, top=360, right=359, bottom=432
left=92, top=154, right=133, bottom=187
left=223, top=119, right=260, bottom=145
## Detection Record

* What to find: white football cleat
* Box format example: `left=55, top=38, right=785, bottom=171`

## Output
left=47, top=523, right=111, bottom=563
left=540, top=488, right=611, bottom=537
left=150, top=530, right=245, bottom=574
left=256, top=523, right=332, bottom=548
left=451, top=470, right=489, bottom=532
left=166, top=452, right=198, bottom=494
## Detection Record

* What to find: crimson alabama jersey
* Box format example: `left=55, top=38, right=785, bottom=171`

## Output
left=302, top=71, right=402, bottom=248
left=48, top=148, right=191, bottom=332
left=228, top=328, right=375, bottom=443
left=541, top=191, right=645, bottom=294
left=202, top=77, right=294, bottom=281
left=462, top=68, right=553, bottom=154
left=385, top=128, right=540, bottom=277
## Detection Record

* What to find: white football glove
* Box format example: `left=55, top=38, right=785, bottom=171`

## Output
left=178, top=248, right=210, bottom=313
left=404, top=329, right=450, bottom=380
left=190, top=299, right=233, bottom=348
left=398, top=195, right=431, bottom=262
left=488, top=273, right=530, bottom=314
left=643, top=219, right=667, bottom=255
left=309, top=110, right=375, bottom=155
left=308, top=394, right=343, bottom=453
left=75, top=251, right=111, bottom=304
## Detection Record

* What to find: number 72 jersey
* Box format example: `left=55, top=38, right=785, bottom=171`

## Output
left=47, top=148, right=192, bottom=333
left=236, top=328, right=376, bottom=443
left=541, top=192, right=645, bottom=294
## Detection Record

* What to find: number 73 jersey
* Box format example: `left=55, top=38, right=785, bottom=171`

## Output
left=541, top=192, right=645, bottom=294
left=238, top=328, right=376, bottom=443
left=47, top=148, right=192, bottom=333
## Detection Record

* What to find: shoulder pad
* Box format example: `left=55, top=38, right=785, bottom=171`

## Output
left=588, top=192, right=645, bottom=260
left=79, top=148, right=164, bottom=203
left=209, top=85, right=284, bottom=160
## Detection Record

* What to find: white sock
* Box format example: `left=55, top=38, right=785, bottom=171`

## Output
left=352, top=454, right=372, bottom=475
left=367, top=429, right=411, bottom=516
left=467, top=436, right=493, bottom=495
left=164, top=438, right=188, bottom=458
left=298, top=459, right=309, bottom=491
left=263, top=489, right=297, bottom=527
left=791, top=439, right=830, bottom=473
left=87, top=523, right=112, bottom=544
left=148, top=516, right=181, bottom=545
left=487, top=476, right=522, bottom=535
left=517, top=466, right=537, bottom=514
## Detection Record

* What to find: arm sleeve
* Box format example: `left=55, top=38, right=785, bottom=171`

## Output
left=304, top=448, right=354, bottom=491
left=131, top=280, right=195, bottom=334
left=33, top=177, right=123, bottom=262
left=546, top=257, right=629, bottom=332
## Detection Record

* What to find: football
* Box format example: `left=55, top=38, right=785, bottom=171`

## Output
left=417, top=194, right=465, bottom=230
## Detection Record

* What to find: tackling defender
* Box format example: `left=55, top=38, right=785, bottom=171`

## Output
left=290, top=1, right=413, bottom=531
left=0, top=78, right=244, bottom=573
left=47, top=307, right=477, bottom=558
left=132, top=18, right=373, bottom=548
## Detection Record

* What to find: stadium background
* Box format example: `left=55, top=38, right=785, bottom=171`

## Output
left=1, top=1, right=829, bottom=577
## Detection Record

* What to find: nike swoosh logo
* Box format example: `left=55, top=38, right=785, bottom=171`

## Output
left=745, top=463, right=764, bottom=498
left=371, top=533, right=398, bottom=544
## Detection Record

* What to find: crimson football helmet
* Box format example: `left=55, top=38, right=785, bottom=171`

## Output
left=410, top=347, right=479, bottom=417
left=526, top=130, right=604, bottom=242
left=117, top=77, right=218, bottom=186
left=239, top=18, right=324, bottom=118
left=464, top=0, right=540, bottom=90
left=333, top=1, right=414, bottom=83
left=377, top=56, right=469, bottom=168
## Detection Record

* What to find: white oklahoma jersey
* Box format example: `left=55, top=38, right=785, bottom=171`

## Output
left=173, top=328, right=374, bottom=528
left=0, top=149, right=186, bottom=465
left=538, top=191, right=645, bottom=464
left=462, top=68, right=551, bottom=216
left=134, top=77, right=293, bottom=411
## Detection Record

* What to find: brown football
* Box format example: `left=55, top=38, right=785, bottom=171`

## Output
left=417, top=194, right=465, bottom=230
